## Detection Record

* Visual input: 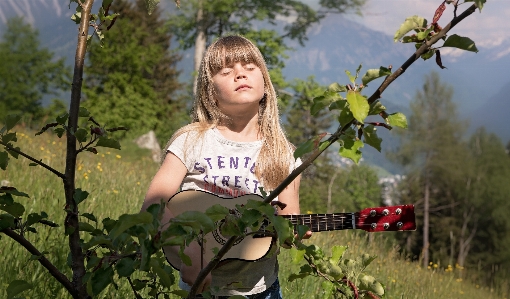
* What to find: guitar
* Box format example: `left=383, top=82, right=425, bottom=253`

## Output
left=164, top=190, right=416, bottom=270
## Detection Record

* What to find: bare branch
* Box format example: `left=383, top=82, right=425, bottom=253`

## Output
left=1, top=228, right=75, bottom=296
left=1, top=141, right=65, bottom=179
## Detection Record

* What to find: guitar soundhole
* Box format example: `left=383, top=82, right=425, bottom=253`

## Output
left=211, top=210, right=245, bottom=246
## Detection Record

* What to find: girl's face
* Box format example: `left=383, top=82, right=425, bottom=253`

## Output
left=212, top=61, right=265, bottom=116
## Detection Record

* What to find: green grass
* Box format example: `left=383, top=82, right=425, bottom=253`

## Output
left=1, top=128, right=508, bottom=299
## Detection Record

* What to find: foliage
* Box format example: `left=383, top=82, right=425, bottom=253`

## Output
left=0, top=17, right=71, bottom=122
left=83, top=0, right=187, bottom=142
left=167, top=0, right=365, bottom=89
left=0, top=0, right=491, bottom=298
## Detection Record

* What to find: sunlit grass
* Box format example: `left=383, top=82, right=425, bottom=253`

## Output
left=1, top=127, right=508, bottom=298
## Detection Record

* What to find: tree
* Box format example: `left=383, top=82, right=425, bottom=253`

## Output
left=389, top=71, right=468, bottom=267
left=460, top=128, right=510, bottom=274
left=0, top=17, right=70, bottom=122
left=0, top=1, right=487, bottom=298
left=83, top=0, right=186, bottom=141
left=168, top=0, right=365, bottom=91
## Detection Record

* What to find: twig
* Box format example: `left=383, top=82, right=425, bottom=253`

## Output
left=127, top=276, right=143, bottom=299
left=1, top=228, right=76, bottom=297
left=1, top=141, right=65, bottom=179
left=263, top=3, right=478, bottom=205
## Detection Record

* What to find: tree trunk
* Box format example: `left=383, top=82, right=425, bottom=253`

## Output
left=422, top=177, right=430, bottom=268
left=67, top=0, right=94, bottom=298
left=457, top=207, right=477, bottom=267
left=193, top=0, right=206, bottom=95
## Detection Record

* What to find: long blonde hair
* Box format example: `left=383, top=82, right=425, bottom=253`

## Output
left=165, top=35, right=293, bottom=191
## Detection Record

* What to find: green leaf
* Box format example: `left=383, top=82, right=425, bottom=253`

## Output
left=0, top=187, right=29, bottom=197
left=25, top=212, right=45, bottom=227
left=346, top=91, right=369, bottom=122
left=0, top=202, right=25, bottom=218
left=361, top=67, right=392, bottom=86
left=310, top=91, right=343, bottom=115
left=73, top=188, right=89, bottom=205
left=56, top=113, right=69, bottom=125
left=205, top=204, right=229, bottom=222
left=150, top=258, right=174, bottom=288
left=173, top=211, right=215, bottom=233
left=74, top=128, right=89, bottom=143
left=289, top=247, right=306, bottom=264
left=330, top=245, right=348, bottom=265
left=79, top=221, right=96, bottom=232
left=394, top=15, right=427, bottom=42
left=345, top=70, right=356, bottom=84
left=465, top=0, right=485, bottom=12
left=387, top=112, right=408, bottom=128
left=327, top=82, right=347, bottom=93
left=358, top=273, right=385, bottom=296
left=0, top=151, right=8, bottom=170
left=270, top=216, right=294, bottom=246
left=368, top=100, right=386, bottom=116
left=81, top=213, right=98, bottom=222
left=1, top=132, right=17, bottom=144
left=116, top=257, right=136, bottom=277
left=90, top=266, right=114, bottom=296
left=4, top=115, right=22, bottom=132
left=109, top=212, right=153, bottom=240
left=78, top=107, right=90, bottom=117
left=96, top=137, right=121, bottom=150
left=363, top=125, right=382, bottom=152
left=54, top=127, right=65, bottom=138
left=6, top=279, right=33, bottom=299
left=339, top=139, right=364, bottom=164
left=421, top=49, right=436, bottom=60
left=443, top=34, right=478, bottom=52
left=0, top=213, right=16, bottom=230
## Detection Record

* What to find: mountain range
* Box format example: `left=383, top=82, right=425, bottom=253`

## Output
left=1, top=0, right=508, bottom=173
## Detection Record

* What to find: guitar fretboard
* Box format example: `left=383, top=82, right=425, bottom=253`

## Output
left=283, top=213, right=356, bottom=232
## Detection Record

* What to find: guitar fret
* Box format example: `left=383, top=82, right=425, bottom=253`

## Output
left=286, top=213, right=354, bottom=232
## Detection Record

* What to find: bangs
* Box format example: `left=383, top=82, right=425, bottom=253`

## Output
left=207, top=36, right=263, bottom=75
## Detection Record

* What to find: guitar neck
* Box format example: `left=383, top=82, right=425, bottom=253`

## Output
left=283, top=213, right=356, bottom=232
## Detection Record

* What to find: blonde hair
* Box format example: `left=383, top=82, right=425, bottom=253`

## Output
left=164, top=35, right=293, bottom=191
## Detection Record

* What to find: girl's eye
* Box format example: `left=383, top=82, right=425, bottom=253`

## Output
left=220, top=69, right=232, bottom=75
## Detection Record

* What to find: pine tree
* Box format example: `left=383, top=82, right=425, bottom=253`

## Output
left=83, top=0, right=185, bottom=142
left=0, top=17, right=70, bottom=121
left=389, top=71, right=468, bottom=267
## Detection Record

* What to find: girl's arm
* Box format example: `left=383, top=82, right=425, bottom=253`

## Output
left=141, top=152, right=212, bottom=293
left=276, top=174, right=312, bottom=239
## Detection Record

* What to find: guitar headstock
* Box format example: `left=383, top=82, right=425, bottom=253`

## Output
left=357, top=205, right=416, bottom=232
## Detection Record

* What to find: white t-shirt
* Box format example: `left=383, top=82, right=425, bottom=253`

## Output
left=168, top=128, right=292, bottom=296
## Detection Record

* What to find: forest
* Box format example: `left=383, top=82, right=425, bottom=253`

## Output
left=1, top=0, right=508, bottom=298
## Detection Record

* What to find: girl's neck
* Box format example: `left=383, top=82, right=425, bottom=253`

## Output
left=216, top=113, right=261, bottom=142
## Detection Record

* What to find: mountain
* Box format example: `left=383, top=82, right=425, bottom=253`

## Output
left=468, top=80, right=510, bottom=143
left=1, top=0, right=508, bottom=169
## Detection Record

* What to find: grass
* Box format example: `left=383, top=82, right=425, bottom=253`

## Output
left=1, top=127, right=508, bottom=299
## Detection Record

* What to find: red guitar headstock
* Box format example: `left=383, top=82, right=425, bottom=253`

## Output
left=356, top=205, right=416, bottom=232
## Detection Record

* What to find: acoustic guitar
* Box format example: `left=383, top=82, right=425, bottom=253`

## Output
left=164, top=190, right=416, bottom=270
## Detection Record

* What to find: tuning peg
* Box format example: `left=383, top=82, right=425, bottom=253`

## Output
left=397, top=222, right=403, bottom=229
left=382, top=209, right=389, bottom=216
left=383, top=223, right=390, bottom=230
left=395, top=208, right=402, bottom=215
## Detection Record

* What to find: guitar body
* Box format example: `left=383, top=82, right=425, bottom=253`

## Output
left=164, top=190, right=275, bottom=270
left=163, top=190, right=416, bottom=271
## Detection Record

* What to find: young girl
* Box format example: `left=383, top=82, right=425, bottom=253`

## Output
left=141, top=35, right=307, bottom=298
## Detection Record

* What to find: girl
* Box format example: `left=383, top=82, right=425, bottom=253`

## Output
left=141, top=35, right=307, bottom=298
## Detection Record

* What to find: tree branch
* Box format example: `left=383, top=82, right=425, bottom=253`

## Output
left=264, top=3, right=479, bottom=204
left=0, top=141, right=65, bottom=179
left=0, top=228, right=75, bottom=296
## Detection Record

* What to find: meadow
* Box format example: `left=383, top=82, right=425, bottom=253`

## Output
left=1, top=127, right=508, bottom=299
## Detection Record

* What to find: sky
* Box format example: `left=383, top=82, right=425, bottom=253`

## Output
left=304, top=0, right=510, bottom=60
